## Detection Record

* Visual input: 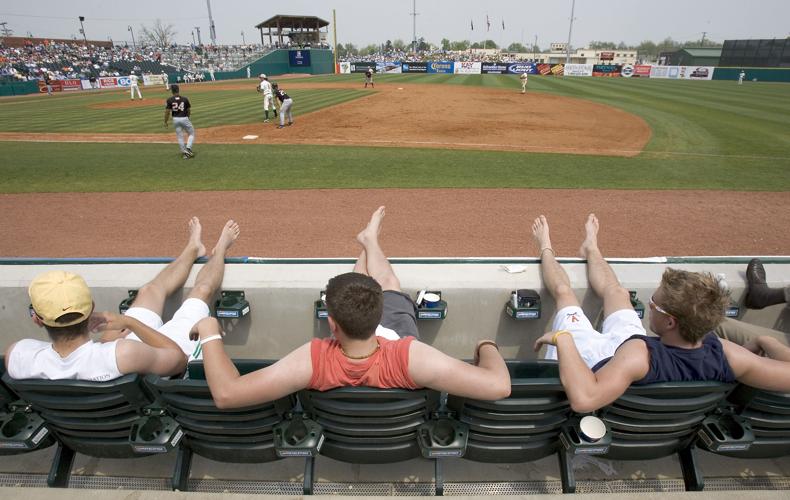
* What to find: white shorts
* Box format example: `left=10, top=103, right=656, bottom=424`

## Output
left=543, top=306, right=646, bottom=368
left=124, top=298, right=210, bottom=361
left=264, top=94, right=274, bottom=109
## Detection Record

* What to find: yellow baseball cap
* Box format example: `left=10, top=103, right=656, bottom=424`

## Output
left=28, top=271, right=93, bottom=327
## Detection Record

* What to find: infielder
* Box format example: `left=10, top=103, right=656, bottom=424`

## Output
left=272, top=83, right=293, bottom=129
left=364, top=67, right=374, bottom=88
left=256, top=74, right=277, bottom=123
left=129, top=71, right=143, bottom=100
left=164, top=85, right=195, bottom=159
left=520, top=71, right=528, bottom=93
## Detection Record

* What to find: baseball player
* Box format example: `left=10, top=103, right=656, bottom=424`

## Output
left=162, top=71, right=169, bottom=90
left=256, top=74, right=277, bottom=123
left=129, top=71, right=143, bottom=100
left=738, top=70, right=746, bottom=85
left=163, top=84, right=195, bottom=159
left=364, top=67, right=374, bottom=88
left=272, top=83, right=293, bottom=129
left=520, top=71, right=528, bottom=93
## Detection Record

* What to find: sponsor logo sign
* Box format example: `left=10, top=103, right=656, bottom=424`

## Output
left=649, top=66, right=675, bottom=79
left=117, top=76, right=132, bottom=87
left=481, top=62, right=509, bottom=74
left=402, top=61, right=428, bottom=73
left=38, top=80, right=63, bottom=93
left=376, top=62, right=402, bottom=74
left=289, top=49, right=311, bottom=66
left=564, top=64, right=594, bottom=77
left=550, top=64, right=565, bottom=76
left=427, top=61, right=453, bottom=73
left=339, top=62, right=351, bottom=74
left=634, top=65, right=651, bottom=77
left=453, top=61, right=481, bottom=74
left=61, top=79, right=82, bottom=91
left=537, top=64, right=553, bottom=75
left=506, top=62, right=537, bottom=74
left=600, top=51, right=615, bottom=60
left=620, top=64, right=635, bottom=78
left=144, top=74, right=166, bottom=86
left=350, top=62, right=376, bottom=73
left=592, top=64, right=621, bottom=77
left=680, top=66, right=714, bottom=80
left=99, top=76, right=119, bottom=88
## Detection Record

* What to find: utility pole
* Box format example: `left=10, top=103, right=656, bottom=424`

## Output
left=241, top=30, right=245, bottom=45
left=565, top=0, right=576, bottom=64
left=0, top=22, right=13, bottom=38
left=410, top=0, right=418, bottom=53
left=194, top=26, right=202, bottom=46
left=128, top=25, right=136, bottom=48
left=700, top=31, right=707, bottom=46
left=534, top=34, right=538, bottom=59
left=78, top=16, right=87, bottom=44
left=206, top=0, right=217, bottom=45
left=332, top=9, right=338, bottom=73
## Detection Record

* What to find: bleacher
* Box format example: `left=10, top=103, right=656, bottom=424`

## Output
left=0, top=258, right=789, bottom=495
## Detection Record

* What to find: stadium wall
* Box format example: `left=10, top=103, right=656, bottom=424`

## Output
left=0, top=80, right=39, bottom=97
left=713, top=67, right=790, bottom=82
left=2, top=258, right=788, bottom=360
left=207, top=49, right=335, bottom=81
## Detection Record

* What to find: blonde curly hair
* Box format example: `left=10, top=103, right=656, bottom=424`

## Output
left=659, top=268, right=729, bottom=343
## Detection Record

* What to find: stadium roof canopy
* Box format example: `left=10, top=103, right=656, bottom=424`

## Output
left=255, top=15, right=330, bottom=46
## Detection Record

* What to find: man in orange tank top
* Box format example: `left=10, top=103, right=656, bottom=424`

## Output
left=190, top=207, right=511, bottom=408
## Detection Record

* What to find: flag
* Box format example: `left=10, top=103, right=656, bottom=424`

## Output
left=502, top=19, right=505, bottom=30
left=486, top=15, right=491, bottom=32
left=470, top=19, right=474, bottom=31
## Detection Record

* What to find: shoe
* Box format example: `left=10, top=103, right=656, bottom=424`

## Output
left=182, top=153, right=191, bottom=159
left=185, top=147, right=194, bottom=158
left=276, top=125, right=284, bottom=129
left=287, top=122, right=293, bottom=126
left=264, top=119, right=270, bottom=123
left=744, top=258, right=770, bottom=309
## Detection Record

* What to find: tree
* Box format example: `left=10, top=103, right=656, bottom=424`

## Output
left=441, top=38, right=450, bottom=51
left=449, top=40, right=470, bottom=51
left=384, top=39, right=393, bottom=52
left=392, top=39, right=407, bottom=51
left=360, top=44, right=379, bottom=56
left=507, top=42, right=528, bottom=53
left=139, top=19, right=177, bottom=47
left=416, top=37, right=430, bottom=52
left=588, top=40, right=617, bottom=50
left=636, top=40, right=658, bottom=59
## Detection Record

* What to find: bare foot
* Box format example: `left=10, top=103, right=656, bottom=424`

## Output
left=356, top=206, right=385, bottom=247
left=213, top=220, right=241, bottom=255
left=188, top=216, right=207, bottom=258
left=579, top=213, right=600, bottom=258
left=531, top=215, right=554, bottom=257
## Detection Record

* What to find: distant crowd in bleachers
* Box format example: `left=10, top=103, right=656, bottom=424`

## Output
left=340, top=48, right=534, bottom=64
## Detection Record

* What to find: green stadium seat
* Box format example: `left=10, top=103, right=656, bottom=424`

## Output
left=298, top=386, right=444, bottom=494
left=145, top=360, right=312, bottom=493
left=1, top=372, right=158, bottom=487
left=0, top=355, right=56, bottom=456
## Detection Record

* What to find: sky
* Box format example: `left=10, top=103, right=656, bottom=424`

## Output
left=1, top=0, right=789, bottom=49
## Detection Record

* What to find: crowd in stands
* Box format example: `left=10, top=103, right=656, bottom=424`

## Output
left=340, top=48, right=535, bottom=64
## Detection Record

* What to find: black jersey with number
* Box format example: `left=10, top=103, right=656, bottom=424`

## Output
left=166, top=96, right=191, bottom=117
left=274, top=89, right=290, bottom=102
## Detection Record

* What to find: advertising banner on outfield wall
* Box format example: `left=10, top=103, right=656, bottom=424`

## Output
left=38, top=80, right=62, bottom=93
left=339, top=62, right=351, bottom=74
left=453, top=61, right=481, bottom=74
left=593, top=65, right=621, bottom=77
left=60, top=79, right=82, bottom=91
left=650, top=66, right=680, bottom=79
left=289, top=49, right=311, bottom=66
left=564, top=64, right=593, bottom=77
left=99, top=77, right=119, bottom=88
left=679, top=66, right=714, bottom=80
left=481, top=62, right=509, bottom=74
left=401, top=61, right=428, bottom=73
left=634, top=65, right=651, bottom=77
left=427, top=61, right=453, bottom=73
left=143, top=74, right=167, bottom=86
left=350, top=62, right=376, bottom=73
left=620, top=64, right=635, bottom=77
left=375, top=62, right=402, bottom=73
left=506, top=62, right=538, bottom=74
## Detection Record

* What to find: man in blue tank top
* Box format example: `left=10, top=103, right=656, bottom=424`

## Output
left=532, top=214, right=790, bottom=413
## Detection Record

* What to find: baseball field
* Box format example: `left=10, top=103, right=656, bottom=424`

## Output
left=1, top=73, right=789, bottom=258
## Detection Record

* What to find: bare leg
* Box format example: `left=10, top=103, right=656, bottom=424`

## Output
left=356, top=206, right=400, bottom=291
left=353, top=250, right=368, bottom=275
left=532, top=215, right=579, bottom=311
left=579, top=213, right=631, bottom=318
left=188, top=220, right=241, bottom=303
left=132, top=217, right=206, bottom=316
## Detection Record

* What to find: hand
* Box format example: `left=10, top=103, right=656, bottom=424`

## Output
left=189, top=317, right=221, bottom=341
left=533, top=332, right=556, bottom=352
left=88, top=311, right=125, bottom=333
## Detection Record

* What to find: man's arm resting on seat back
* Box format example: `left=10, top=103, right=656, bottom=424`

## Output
left=554, top=335, right=649, bottom=413
left=721, top=338, right=790, bottom=392
left=193, top=317, right=312, bottom=408
left=408, top=340, right=511, bottom=400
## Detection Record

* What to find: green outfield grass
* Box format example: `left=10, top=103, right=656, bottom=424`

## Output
left=1, top=74, right=789, bottom=193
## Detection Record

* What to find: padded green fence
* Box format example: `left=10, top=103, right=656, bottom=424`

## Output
left=0, top=80, right=39, bottom=96
left=713, top=67, right=790, bottom=83
left=206, top=49, right=335, bottom=81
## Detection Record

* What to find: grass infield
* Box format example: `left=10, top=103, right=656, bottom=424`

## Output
left=1, top=74, right=789, bottom=193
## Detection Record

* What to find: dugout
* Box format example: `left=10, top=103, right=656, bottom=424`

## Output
left=255, top=15, right=330, bottom=48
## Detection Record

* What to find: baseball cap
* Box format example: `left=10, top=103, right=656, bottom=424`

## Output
left=29, top=271, right=93, bottom=327
left=259, top=73, right=267, bottom=78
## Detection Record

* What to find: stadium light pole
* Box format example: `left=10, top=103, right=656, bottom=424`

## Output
left=565, top=0, right=576, bottom=65
left=241, top=30, right=245, bottom=45
left=128, top=25, right=136, bottom=49
left=78, top=16, right=87, bottom=44
left=410, top=0, right=418, bottom=53
left=194, top=26, right=202, bottom=46
left=206, top=0, right=217, bottom=45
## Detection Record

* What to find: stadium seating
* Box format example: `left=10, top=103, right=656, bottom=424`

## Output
left=1, top=372, right=158, bottom=487
left=0, top=357, right=55, bottom=457
left=446, top=361, right=573, bottom=487
left=588, top=380, right=735, bottom=492
left=298, top=386, right=445, bottom=494
left=145, top=360, right=314, bottom=493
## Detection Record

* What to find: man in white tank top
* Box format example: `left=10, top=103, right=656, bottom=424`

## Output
left=5, top=217, right=241, bottom=381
